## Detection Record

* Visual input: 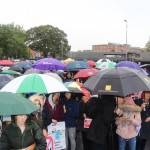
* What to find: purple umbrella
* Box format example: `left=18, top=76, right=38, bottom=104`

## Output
left=116, top=61, right=148, bottom=75
left=32, top=58, right=65, bottom=71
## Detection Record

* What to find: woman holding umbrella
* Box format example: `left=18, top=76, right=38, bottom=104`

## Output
left=0, top=114, right=47, bottom=149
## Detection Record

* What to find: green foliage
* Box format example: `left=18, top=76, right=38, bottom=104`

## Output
left=144, top=40, right=150, bottom=52
left=0, top=23, right=29, bottom=59
left=26, top=25, right=71, bottom=58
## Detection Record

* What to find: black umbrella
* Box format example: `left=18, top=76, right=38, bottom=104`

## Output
left=0, top=74, right=14, bottom=83
left=9, top=66, right=23, bottom=72
left=83, top=67, right=150, bottom=96
left=0, top=81, right=9, bottom=89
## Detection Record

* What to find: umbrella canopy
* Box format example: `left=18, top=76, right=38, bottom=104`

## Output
left=1, top=73, right=68, bottom=94
left=64, top=82, right=82, bottom=93
left=74, top=68, right=98, bottom=79
left=9, top=66, right=23, bottom=72
left=24, top=68, right=44, bottom=75
left=65, top=61, right=90, bottom=71
left=15, top=61, right=32, bottom=69
left=0, top=81, right=10, bottom=90
left=0, top=66, right=3, bottom=69
left=0, top=92, right=38, bottom=115
left=116, top=61, right=148, bottom=75
left=96, top=61, right=116, bottom=69
left=1, top=66, right=10, bottom=71
left=96, top=59, right=111, bottom=64
left=45, top=72, right=63, bottom=83
left=64, top=58, right=75, bottom=65
left=0, top=74, right=14, bottom=83
left=88, top=60, right=96, bottom=67
left=0, top=60, right=13, bottom=66
left=83, top=67, right=150, bottom=96
left=32, top=58, right=65, bottom=71
left=64, top=81, right=89, bottom=94
left=1, top=70, right=22, bottom=76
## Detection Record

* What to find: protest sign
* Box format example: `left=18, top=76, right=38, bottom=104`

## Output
left=47, top=121, right=66, bottom=150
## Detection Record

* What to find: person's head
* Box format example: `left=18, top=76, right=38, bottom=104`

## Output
left=124, top=94, right=135, bottom=105
left=52, top=93, right=60, bottom=104
left=29, top=94, right=44, bottom=107
left=116, top=96, right=125, bottom=105
left=65, top=92, right=71, bottom=100
left=34, top=99, right=41, bottom=109
left=14, top=74, right=20, bottom=78
left=141, top=91, right=150, bottom=100
left=15, top=115, right=28, bottom=126
left=39, top=94, right=46, bottom=106
left=66, top=72, right=72, bottom=79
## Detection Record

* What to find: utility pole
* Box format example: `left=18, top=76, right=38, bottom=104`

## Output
left=124, top=20, right=128, bottom=60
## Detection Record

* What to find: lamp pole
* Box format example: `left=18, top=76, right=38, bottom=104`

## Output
left=124, top=20, right=128, bottom=60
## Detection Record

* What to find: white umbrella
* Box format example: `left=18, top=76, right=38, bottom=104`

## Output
left=1, top=73, right=68, bottom=94
left=45, top=72, right=63, bottom=83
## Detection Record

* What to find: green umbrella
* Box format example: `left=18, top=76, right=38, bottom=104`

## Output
left=96, top=61, right=116, bottom=69
left=0, top=92, right=38, bottom=115
left=1, top=70, right=22, bottom=76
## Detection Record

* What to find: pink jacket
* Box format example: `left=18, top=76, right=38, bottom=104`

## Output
left=116, top=104, right=141, bottom=139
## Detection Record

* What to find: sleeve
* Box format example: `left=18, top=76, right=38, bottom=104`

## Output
left=42, top=106, right=52, bottom=130
left=0, top=129, right=10, bottom=149
left=132, top=112, right=141, bottom=126
left=32, top=121, right=47, bottom=150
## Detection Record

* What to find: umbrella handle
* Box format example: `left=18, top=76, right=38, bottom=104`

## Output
left=116, top=97, right=118, bottom=109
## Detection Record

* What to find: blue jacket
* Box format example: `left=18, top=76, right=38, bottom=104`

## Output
left=61, top=98, right=79, bottom=128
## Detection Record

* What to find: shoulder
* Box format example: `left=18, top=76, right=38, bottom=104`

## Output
left=2, top=123, right=17, bottom=134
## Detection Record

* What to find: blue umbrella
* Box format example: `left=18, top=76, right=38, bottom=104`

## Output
left=32, top=58, right=65, bottom=71
left=15, top=61, right=32, bottom=69
left=65, top=61, right=90, bottom=71
left=116, top=61, right=148, bottom=75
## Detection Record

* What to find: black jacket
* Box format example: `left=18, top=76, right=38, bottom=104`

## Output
left=87, top=96, right=116, bottom=144
left=0, top=120, right=47, bottom=150
left=135, top=98, right=150, bottom=139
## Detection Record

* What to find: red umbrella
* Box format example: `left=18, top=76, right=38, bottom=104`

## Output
left=76, top=82, right=91, bottom=96
left=88, top=60, right=96, bottom=67
left=74, top=68, right=98, bottom=79
left=0, top=60, right=13, bottom=66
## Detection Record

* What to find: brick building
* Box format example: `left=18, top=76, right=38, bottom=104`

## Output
left=92, top=43, right=143, bottom=53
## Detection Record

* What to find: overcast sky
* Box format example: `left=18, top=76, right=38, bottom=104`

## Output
left=0, top=0, right=150, bottom=51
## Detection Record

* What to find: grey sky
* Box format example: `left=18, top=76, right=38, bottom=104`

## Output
left=0, top=0, right=150, bottom=51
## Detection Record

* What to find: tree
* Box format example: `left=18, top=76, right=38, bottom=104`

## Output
left=0, top=23, right=29, bottom=59
left=144, top=40, right=150, bottom=52
left=26, top=25, right=71, bottom=58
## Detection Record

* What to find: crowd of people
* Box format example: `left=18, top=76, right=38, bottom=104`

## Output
left=0, top=70, right=150, bottom=150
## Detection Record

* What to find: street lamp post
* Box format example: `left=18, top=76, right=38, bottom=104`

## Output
left=124, top=20, right=128, bottom=60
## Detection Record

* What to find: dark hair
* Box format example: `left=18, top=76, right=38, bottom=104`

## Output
left=141, top=91, right=150, bottom=99
left=11, top=115, right=31, bottom=126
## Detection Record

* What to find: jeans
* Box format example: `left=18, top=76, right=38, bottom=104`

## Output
left=119, top=136, right=136, bottom=150
left=65, top=127, right=76, bottom=150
